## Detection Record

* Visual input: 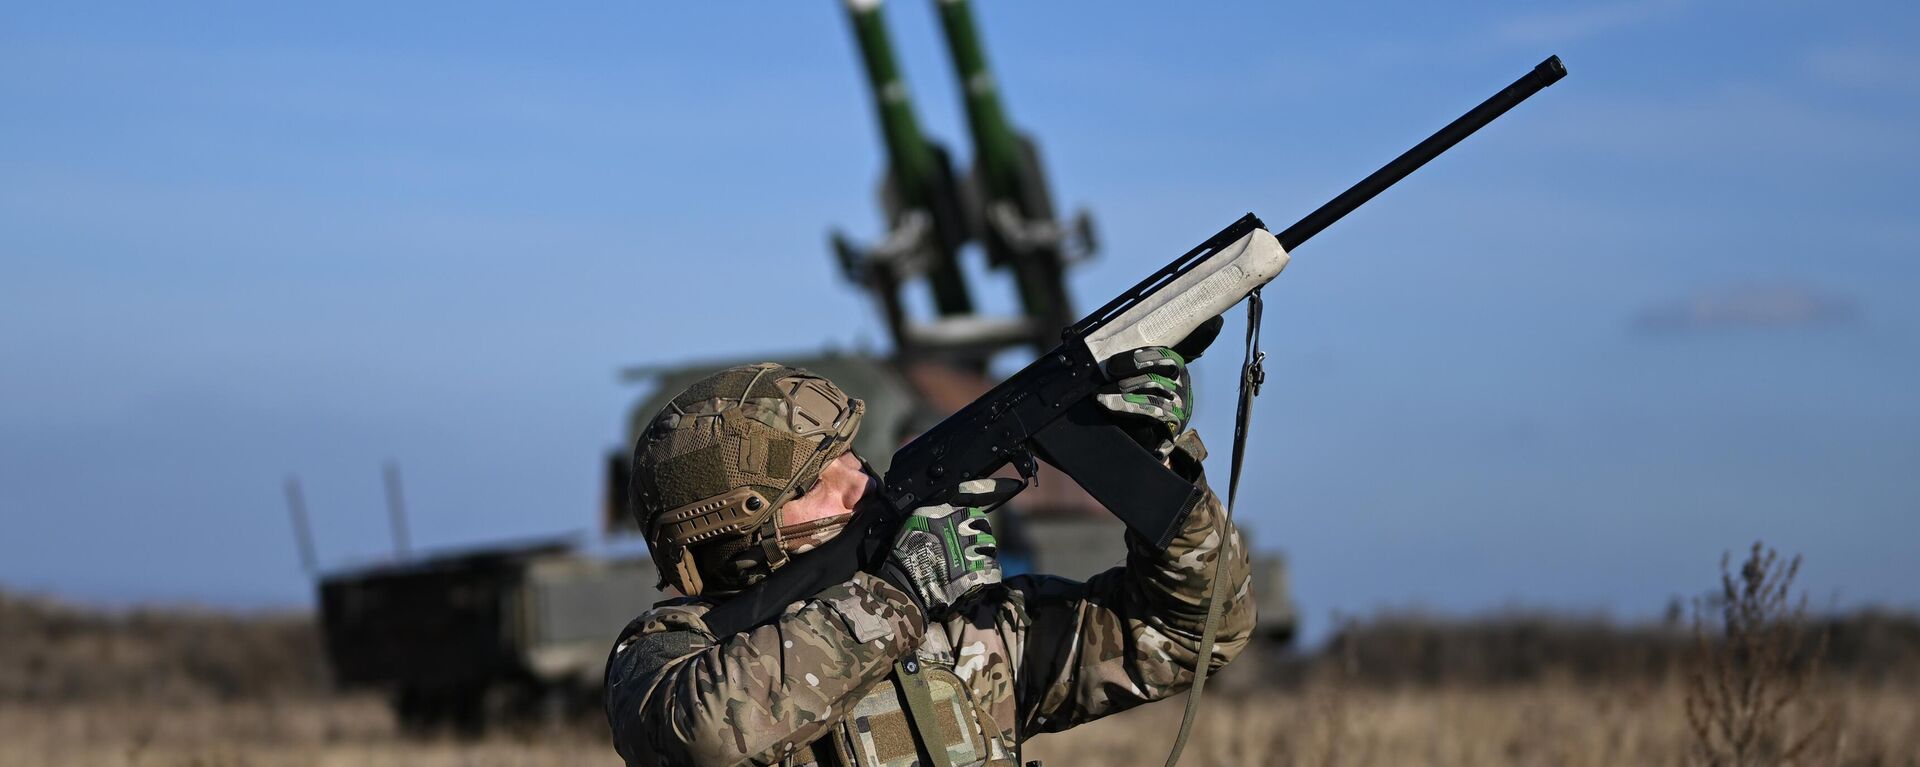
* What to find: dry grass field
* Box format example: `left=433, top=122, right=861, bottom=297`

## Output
left=6, top=545, right=1919, bottom=766
left=1, top=680, right=1914, bottom=767
left=1026, top=678, right=1919, bottom=767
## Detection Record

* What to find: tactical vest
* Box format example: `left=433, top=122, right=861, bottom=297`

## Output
left=791, top=655, right=1013, bottom=767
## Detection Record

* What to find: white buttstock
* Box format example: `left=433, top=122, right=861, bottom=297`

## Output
left=1082, top=227, right=1289, bottom=362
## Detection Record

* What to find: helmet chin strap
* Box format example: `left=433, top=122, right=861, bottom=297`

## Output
left=775, top=455, right=879, bottom=555
left=778, top=514, right=852, bottom=555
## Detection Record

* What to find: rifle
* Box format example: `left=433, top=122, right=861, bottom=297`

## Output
left=702, top=55, right=1568, bottom=638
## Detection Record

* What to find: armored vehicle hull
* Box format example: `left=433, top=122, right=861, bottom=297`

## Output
left=318, top=540, right=661, bottom=733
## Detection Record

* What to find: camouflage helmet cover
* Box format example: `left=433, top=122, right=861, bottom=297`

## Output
left=631, top=363, right=864, bottom=595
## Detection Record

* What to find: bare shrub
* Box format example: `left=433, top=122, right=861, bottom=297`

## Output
left=1684, top=542, right=1831, bottom=766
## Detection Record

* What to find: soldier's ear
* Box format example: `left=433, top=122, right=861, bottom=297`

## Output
left=1172, top=316, right=1226, bottom=362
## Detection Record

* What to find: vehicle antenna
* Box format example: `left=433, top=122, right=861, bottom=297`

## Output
left=383, top=461, right=412, bottom=560
left=282, top=475, right=320, bottom=577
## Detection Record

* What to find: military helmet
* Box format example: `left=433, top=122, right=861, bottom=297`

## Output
left=630, top=363, right=865, bottom=595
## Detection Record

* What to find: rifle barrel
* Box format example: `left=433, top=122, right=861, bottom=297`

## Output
left=1274, top=56, right=1566, bottom=252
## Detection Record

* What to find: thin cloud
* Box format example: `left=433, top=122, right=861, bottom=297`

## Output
left=1632, top=282, right=1860, bottom=335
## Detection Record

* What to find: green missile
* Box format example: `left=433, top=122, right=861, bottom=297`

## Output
left=932, top=0, right=1079, bottom=341
left=843, top=0, right=975, bottom=317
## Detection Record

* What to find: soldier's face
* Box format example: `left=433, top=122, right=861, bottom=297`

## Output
left=780, top=452, right=870, bottom=527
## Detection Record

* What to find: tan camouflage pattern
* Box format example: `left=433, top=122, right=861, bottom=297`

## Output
left=839, top=663, right=993, bottom=766
left=606, top=430, right=1254, bottom=767
left=633, top=362, right=864, bottom=595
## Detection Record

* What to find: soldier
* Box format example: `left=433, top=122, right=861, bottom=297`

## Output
left=605, top=345, right=1255, bottom=766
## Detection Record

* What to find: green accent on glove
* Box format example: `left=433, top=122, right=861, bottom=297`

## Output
left=1097, top=345, right=1195, bottom=459
left=880, top=477, right=1022, bottom=618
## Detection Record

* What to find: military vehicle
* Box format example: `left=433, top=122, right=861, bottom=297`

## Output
left=314, top=537, right=657, bottom=732
left=302, top=0, right=1294, bottom=734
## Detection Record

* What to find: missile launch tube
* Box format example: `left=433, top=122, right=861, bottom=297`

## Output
left=932, top=0, right=1024, bottom=196
left=843, top=0, right=975, bottom=315
left=931, top=0, right=1076, bottom=338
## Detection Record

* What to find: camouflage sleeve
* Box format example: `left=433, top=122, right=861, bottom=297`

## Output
left=605, top=572, right=925, bottom=766
left=1009, top=430, right=1256, bottom=734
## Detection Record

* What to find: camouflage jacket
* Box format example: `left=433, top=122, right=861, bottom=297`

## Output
left=605, top=432, right=1255, bottom=767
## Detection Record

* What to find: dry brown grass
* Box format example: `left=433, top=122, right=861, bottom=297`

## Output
left=0, top=591, right=322, bottom=704
left=1, top=681, right=1913, bottom=767
left=0, top=697, right=609, bottom=767
left=1026, top=680, right=1920, bottom=767
left=6, top=541, right=1920, bottom=766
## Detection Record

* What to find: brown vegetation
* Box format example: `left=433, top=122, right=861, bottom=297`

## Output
left=2, top=678, right=1913, bottom=767
left=1023, top=677, right=1918, bottom=767
left=0, top=590, right=324, bottom=704
left=1685, top=543, right=1830, bottom=765
left=4, top=541, right=1919, bottom=766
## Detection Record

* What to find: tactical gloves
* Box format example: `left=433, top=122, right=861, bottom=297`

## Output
left=1095, top=317, right=1221, bottom=460
left=1096, top=347, right=1195, bottom=460
left=877, top=477, right=1021, bottom=618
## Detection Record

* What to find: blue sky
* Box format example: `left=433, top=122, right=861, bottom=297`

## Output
left=3, top=1, right=1915, bottom=639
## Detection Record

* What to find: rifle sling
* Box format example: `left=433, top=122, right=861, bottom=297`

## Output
left=1163, top=289, right=1265, bottom=767
left=698, top=507, right=882, bottom=639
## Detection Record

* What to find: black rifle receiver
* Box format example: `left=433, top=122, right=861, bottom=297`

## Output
left=699, top=56, right=1567, bottom=638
